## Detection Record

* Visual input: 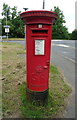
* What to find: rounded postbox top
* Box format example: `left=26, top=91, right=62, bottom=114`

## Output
left=20, top=10, right=57, bottom=25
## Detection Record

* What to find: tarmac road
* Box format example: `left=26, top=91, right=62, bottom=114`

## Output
left=51, top=40, right=76, bottom=118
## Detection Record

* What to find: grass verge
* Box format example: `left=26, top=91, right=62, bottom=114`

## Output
left=19, top=65, right=72, bottom=118
left=2, top=42, right=26, bottom=118
left=2, top=42, right=72, bottom=118
left=2, top=38, right=24, bottom=41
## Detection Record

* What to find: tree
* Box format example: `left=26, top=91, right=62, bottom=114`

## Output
left=11, top=6, right=17, bottom=19
left=70, top=29, right=77, bottom=40
left=2, top=3, right=11, bottom=20
left=10, top=15, right=24, bottom=38
left=2, top=3, right=24, bottom=38
left=0, top=19, right=2, bottom=37
left=51, top=7, right=69, bottom=39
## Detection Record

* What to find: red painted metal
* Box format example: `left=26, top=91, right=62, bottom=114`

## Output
left=20, top=10, right=57, bottom=92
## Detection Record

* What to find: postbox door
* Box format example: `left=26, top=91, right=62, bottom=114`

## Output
left=27, top=36, right=51, bottom=92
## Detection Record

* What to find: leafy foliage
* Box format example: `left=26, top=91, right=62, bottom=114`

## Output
left=52, top=7, right=69, bottom=39
left=2, top=3, right=24, bottom=38
left=2, top=4, right=75, bottom=39
left=70, top=29, right=77, bottom=40
left=2, top=3, right=11, bottom=20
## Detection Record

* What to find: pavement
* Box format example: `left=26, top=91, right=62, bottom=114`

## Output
left=51, top=40, right=76, bottom=118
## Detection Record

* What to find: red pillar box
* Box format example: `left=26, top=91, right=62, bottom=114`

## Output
left=20, top=10, right=57, bottom=105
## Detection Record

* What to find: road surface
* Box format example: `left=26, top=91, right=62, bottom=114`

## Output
left=51, top=40, right=76, bottom=118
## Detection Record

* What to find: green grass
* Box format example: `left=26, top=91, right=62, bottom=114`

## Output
left=19, top=65, right=72, bottom=118
left=2, top=38, right=24, bottom=41
left=2, top=42, right=72, bottom=118
left=20, top=83, right=44, bottom=118
left=50, top=64, right=59, bottom=74
left=2, top=42, right=23, bottom=46
left=2, top=42, right=26, bottom=117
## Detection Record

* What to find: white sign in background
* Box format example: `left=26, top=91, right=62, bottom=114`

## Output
left=35, top=40, right=45, bottom=55
left=5, top=28, right=9, bottom=33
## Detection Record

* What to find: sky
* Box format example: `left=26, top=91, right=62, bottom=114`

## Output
left=0, top=0, right=76, bottom=33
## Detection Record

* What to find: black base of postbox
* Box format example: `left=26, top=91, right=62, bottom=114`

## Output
left=26, top=88, right=48, bottom=106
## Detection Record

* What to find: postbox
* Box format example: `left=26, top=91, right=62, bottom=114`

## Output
left=20, top=10, right=57, bottom=105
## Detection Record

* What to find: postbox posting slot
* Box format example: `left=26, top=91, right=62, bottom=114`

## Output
left=35, top=39, right=45, bottom=55
left=32, top=30, right=48, bottom=34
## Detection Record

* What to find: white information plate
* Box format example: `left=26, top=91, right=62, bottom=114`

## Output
left=5, top=28, right=9, bottom=33
left=35, top=40, right=45, bottom=55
